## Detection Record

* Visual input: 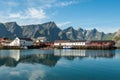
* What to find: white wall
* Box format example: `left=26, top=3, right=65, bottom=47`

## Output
left=9, top=37, right=20, bottom=46
left=20, top=40, right=33, bottom=47
left=3, top=37, right=33, bottom=47
left=54, top=42, right=86, bottom=46
left=54, top=43, right=60, bottom=46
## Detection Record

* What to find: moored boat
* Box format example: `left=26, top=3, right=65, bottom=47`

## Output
left=63, top=46, right=72, bottom=49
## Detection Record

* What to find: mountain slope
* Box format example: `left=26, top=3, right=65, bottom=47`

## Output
left=21, top=24, right=43, bottom=38
left=59, top=27, right=78, bottom=40
left=112, top=30, right=120, bottom=44
left=4, top=22, right=23, bottom=38
left=84, top=29, right=105, bottom=40
left=0, top=21, right=115, bottom=41
left=39, top=22, right=61, bottom=41
left=0, top=23, right=12, bottom=38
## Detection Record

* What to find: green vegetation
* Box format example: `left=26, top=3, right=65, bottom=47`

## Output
left=114, top=36, right=120, bottom=41
left=39, top=30, right=45, bottom=35
left=103, top=33, right=115, bottom=40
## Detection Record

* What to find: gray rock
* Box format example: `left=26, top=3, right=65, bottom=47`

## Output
left=0, top=21, right=115, bottom=41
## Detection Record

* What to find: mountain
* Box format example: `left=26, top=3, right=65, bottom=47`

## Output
left=39, top=22, right=61, bottom=41
left=4, top=22, right=23, bottom=38
left=0, top=23, right=12, bottom=38
left=77, top=28, right=86, bottom=40
left=84, top=28, right=105, bottom=40
left=59, top=27, right=78, bottom=40
left=0, top=21, right=61, bottom=41
left=0, top=21, right=115, bottom=41
left=103, top=33, right=116, bottom=40
left=21, top=24, right=43, bottom=38
left=59, top=27, right=108, bottom=40
left=112, top=29, right=120, bottom=44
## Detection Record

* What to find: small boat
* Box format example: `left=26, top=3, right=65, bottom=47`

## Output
left=63, top=46, right=72, bottom=49
left=21, top=46, right=28, bottom=49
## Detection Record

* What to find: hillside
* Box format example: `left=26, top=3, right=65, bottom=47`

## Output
left=0, top=21, right=116, bottom=41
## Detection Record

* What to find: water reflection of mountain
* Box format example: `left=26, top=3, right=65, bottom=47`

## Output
left=19, top=53, right=60, bottom=67
left=0, top=50, right=60, bottom=67
left=0, top=49, right=116, bottom=67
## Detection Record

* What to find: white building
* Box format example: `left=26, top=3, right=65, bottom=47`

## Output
left=54, top=40, right=86, bottom=48
left=2, top=37, right=33, bottom=47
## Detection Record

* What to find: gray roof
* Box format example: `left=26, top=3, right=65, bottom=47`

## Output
left=19, top=38, right=33, bottom=41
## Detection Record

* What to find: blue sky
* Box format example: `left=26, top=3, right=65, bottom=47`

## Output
left=0, top=0, right=120, bottom=33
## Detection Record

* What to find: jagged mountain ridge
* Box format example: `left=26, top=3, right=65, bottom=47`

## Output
left=0, top=21, right=115, bottom=41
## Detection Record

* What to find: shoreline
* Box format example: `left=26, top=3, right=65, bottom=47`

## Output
left=54, top=46, right=117, bottom=50
left=0, top=46, right=117, bottom=50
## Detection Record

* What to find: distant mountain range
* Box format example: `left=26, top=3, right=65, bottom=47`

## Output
left=0, top=21, right=119, bottom=42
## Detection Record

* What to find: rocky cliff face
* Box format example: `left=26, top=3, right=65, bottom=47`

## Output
left=0, top=21, right=115, bottom=41
left=112, top=29, right=120, bottom=44
left=39, top=22, right=61, bottom=41
left=113, top=30, right=120, bottom=40
left=85, top=29, right=105, bottom=40
left=21, top=24, right=43, bottom=38
left=59, top=27, right=106, bottom=40
left=21, top=22, right=61, bottom=41
left=59, top=27, right=78, bottom=40
left=0, top=23, right=12, bottom=38
left=4, top=22, right=23, bottom=38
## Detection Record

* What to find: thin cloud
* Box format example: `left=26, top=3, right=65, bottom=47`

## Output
left=9, top=13, right=21, bottom=18
left=0, top=0, right=19, bottom=7
left=9, top=8, right=47, bottom=20
left=27, top=8, right=47, bottom=19
left=25, top=0, right=80, bottom=9
left=43, top=0, right=80, bottom=8
left=0, top=0, right=84, bottom=25
left=7, top=1, right=19, bottom=6
left=57, top=21, right=71, bottom=27
left=56, top=1, right=79, bottom=7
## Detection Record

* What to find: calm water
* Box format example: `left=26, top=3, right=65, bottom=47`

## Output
left=0, top=49, right=120, bottom=80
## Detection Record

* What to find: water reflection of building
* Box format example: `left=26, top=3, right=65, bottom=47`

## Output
left=54, top=50, right=86, bottom=56
left=0, top=50, right=60, bottom=67
left=0, top=50, right=20, bottom=61
left=54, top=50, right=115, bottom=58
left=0, top=50, right=20, bottom=67
left=0, top=49, right=116, bottom=67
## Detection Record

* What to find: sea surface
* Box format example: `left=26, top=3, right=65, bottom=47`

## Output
left=0, top=49, right=120, bottom=80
